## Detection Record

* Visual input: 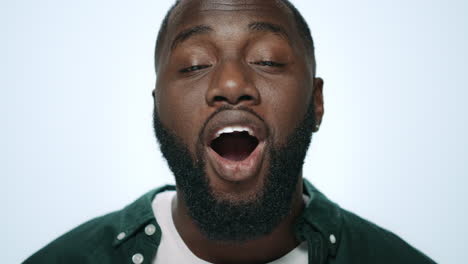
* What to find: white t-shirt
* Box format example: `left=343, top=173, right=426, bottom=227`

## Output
left=152, top=191, right=308, bottom=264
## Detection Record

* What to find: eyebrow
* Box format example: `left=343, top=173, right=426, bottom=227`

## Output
left=171, top=25, right=213, bottom=50
left=170, top=22, right=290, bottom=51
left=248, top=22, right=290, bottom=41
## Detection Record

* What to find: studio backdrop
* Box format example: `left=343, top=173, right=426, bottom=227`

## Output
left=1, top=0, right=467, bottom=263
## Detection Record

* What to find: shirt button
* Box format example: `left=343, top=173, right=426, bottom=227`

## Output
left=144, top=224, right=156, bottom=236
left=132, top=253, right=144, bottom=264
left=329, top=234, right=337, bottom=244
left=116, top=232, right=126, bottom=240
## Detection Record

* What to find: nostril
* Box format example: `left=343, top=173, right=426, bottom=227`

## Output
left=213, top=95, right=254, bottom=105
left=214, top=96, right=226, bottom=102
left=239, top=95, right=253, bottom=102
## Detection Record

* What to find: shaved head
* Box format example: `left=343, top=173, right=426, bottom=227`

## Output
left=154, top=0, right=316, bottom=73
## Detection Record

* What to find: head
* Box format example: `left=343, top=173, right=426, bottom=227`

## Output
left=152, top=0, right=324, bottom=242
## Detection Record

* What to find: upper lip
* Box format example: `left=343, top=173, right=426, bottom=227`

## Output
left=203, top=110, right=268, bottom=146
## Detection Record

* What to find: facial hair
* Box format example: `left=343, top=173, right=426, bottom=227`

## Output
left=153, top=104, right=315, bottom=242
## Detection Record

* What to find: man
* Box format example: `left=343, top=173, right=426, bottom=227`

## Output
left=24, top=0, right=436, bottom=263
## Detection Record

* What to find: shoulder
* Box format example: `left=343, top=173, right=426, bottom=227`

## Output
left=23, top=185, right=174, bottom=264
left=301, top=179, right=435, bottom=263
left=336, top=208, right=436, bottom=263
left=23, top=211, right=121, bottom=264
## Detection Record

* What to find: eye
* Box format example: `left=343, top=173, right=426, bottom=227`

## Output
left=179, top=64, right=212, bottom=73
left=252, top=61, right=286, bottom=67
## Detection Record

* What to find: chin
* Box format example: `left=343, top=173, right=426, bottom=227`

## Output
left=206, top=171, right=269, bottom=204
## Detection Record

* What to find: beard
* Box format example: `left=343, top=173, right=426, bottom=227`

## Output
left=153, top=104, right=315, bottom=242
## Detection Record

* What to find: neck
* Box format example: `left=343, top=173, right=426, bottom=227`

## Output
left=172, top=176, right=305, bottom=264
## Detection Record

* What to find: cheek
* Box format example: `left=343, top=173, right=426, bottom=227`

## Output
left=259, top=77, right=313, bottom=145
left=156, top=82, right=208, bottom=153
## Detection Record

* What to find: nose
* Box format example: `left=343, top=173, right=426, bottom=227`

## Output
left=206, top=60, right=260, bottom=107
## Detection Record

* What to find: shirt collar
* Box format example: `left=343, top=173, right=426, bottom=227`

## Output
left=113, top=179, right=343, bottom=256
left=113, top=184, right=175, bottom=247
left=299, top=178, right=343, bottom=257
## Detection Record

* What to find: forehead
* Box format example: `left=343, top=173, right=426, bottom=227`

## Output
left=167, top=0, right=296, bottom=39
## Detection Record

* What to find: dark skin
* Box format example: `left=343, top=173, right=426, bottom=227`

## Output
left=153, top=0, right=324, bottom=263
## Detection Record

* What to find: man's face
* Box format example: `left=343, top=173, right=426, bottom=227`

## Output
left=153, top=0, right=323, bottom=241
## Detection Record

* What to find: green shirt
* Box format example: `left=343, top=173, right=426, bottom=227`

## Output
left=24, top=179, right=436, bottom=264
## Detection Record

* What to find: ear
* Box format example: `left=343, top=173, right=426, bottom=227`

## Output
left=312, top=78, right=324, bottom=132
left=152, top=87, right=160, bottom=114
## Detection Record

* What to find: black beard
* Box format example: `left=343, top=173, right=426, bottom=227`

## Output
left=153, top=104, right=315, bottom=242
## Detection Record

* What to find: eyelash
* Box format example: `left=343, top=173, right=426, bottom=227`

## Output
left=252, top=61, right=286, bottom=67
left=179, top=65, right=212, bottom=73
left=178, top=61, right=285, bottom=73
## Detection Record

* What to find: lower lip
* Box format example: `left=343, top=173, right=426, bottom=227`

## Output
left=206, top=142, right=266, bottom=182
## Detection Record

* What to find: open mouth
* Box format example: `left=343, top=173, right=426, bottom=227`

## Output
left=203, top=111, right=268, bottom=182
left=210, top=128, right=260, bottom=162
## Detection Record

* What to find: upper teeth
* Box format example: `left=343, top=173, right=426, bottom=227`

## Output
left=215, top=126, right=254, bottom=138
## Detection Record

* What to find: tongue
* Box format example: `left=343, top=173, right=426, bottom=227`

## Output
left=210, top=132, right=259, bottom=161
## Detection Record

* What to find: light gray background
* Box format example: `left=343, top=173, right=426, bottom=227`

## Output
left=2, top=0, right=467, bottom=263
